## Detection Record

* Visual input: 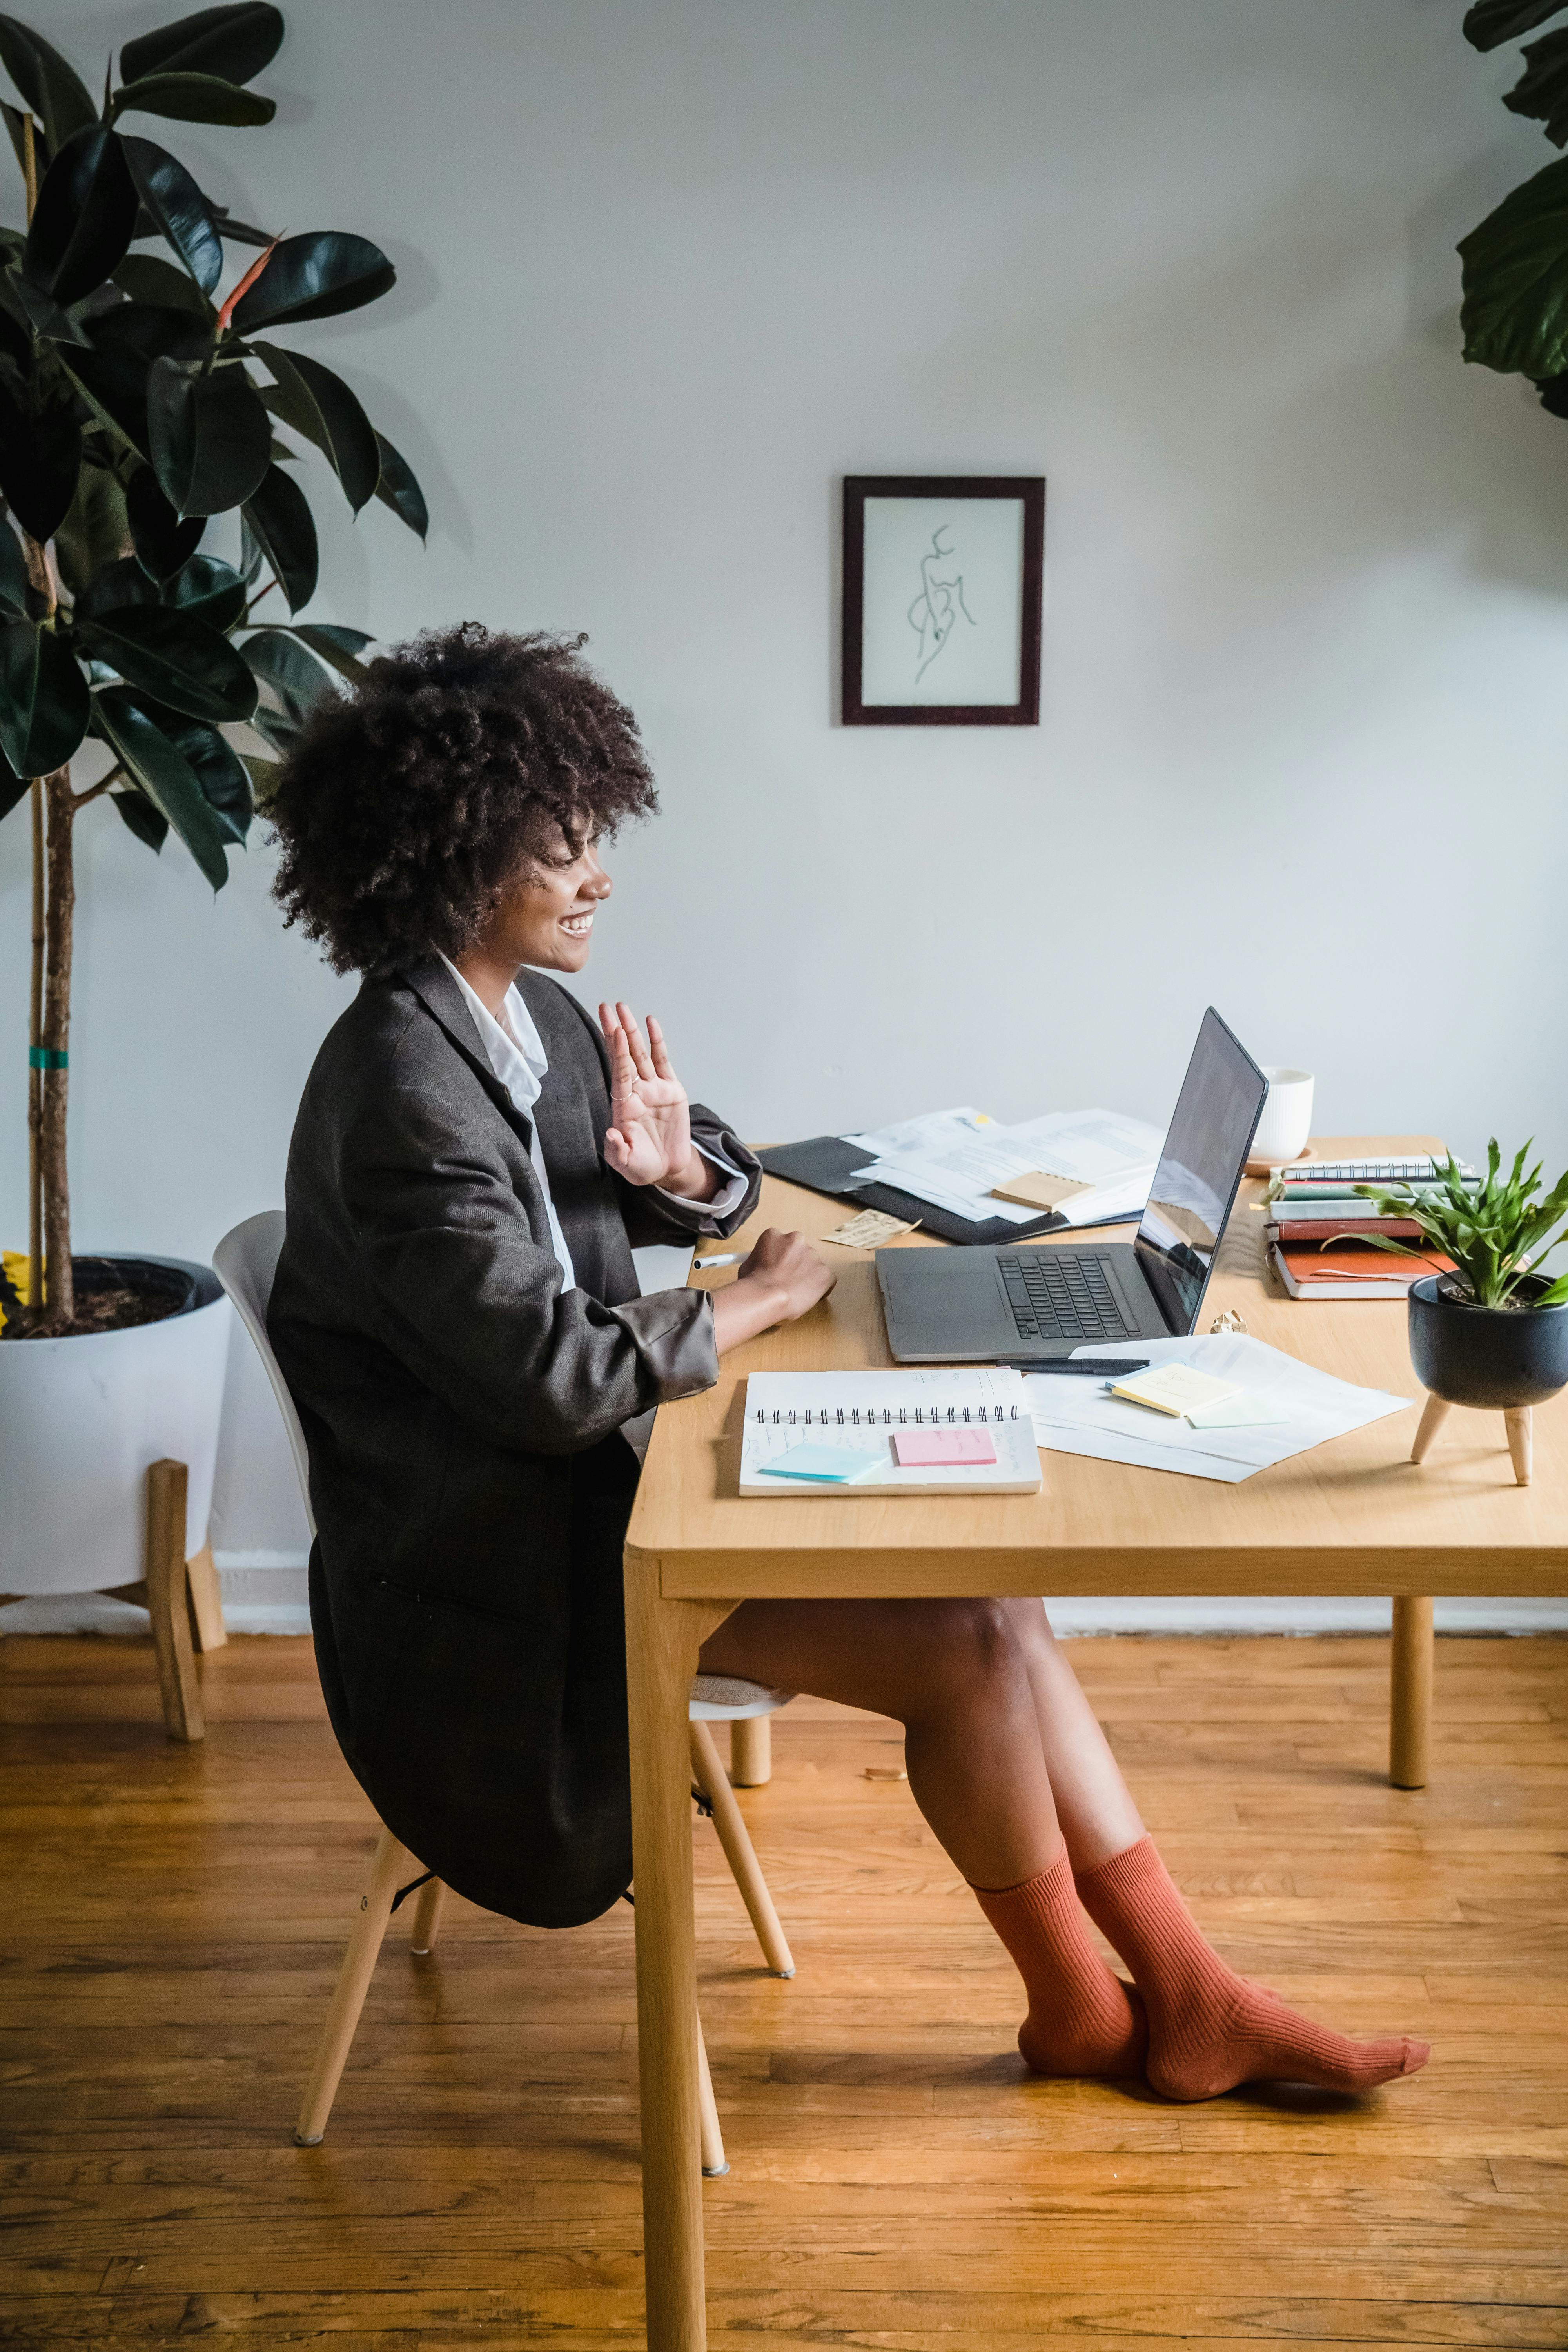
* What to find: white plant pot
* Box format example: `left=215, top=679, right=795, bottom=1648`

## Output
left=0, top=1257, right=231, bottom=1596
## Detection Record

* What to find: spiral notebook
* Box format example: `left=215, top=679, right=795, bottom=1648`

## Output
left=740, top=1370, right=1042, bottom=1496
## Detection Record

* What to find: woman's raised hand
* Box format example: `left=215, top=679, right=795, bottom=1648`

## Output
left=599, top=1001, right=700, bottom=1190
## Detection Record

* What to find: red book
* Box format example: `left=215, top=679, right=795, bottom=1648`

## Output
left=1270, top=1243, right=1455, bottom=1300
left=1272, top=1216, right=1426, bottom=1243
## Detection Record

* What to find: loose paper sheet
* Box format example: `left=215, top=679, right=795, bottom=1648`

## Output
left=821, top=1207, right=922, bottom=1249
left=1025, top=1334, right=1410, bottom=1481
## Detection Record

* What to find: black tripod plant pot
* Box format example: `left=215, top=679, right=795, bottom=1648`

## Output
left=1407, top=1274, right=1568, bottom=1486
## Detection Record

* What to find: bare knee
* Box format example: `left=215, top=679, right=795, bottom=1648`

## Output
left=906, top=1599, right=1034, bottom=1722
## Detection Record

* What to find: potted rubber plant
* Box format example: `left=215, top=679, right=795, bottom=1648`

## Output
left=1356, top=1147, right=1568, bottom=1422
left=0, top=2, right=426, bottom=1603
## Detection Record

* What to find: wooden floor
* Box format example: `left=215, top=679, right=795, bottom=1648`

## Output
left=3, top=1630, right=1566, bottom=2350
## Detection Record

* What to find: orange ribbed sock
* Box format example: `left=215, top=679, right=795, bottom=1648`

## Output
left=973, top=1847, right=1148, bottom=2079
left=1077, top=1835, right=1431, bottom=2102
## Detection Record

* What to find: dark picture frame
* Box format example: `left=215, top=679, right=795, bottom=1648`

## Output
left=841, top=474, right=1045, bottom=726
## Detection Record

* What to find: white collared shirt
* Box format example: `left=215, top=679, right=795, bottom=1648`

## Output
left=439, top=956, right=747, bottom=1290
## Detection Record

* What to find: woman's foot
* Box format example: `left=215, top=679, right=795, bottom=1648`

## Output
left=974, top=1847, right=1149, bottom=2079
left=1076, top=1836, right=1430, bottom=2102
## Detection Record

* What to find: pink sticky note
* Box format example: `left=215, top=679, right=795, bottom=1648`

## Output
left=892, top=1427, right=997, bottom=1468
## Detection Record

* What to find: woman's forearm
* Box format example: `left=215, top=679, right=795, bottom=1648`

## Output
left=709, top=1276, right=791, bottom=1355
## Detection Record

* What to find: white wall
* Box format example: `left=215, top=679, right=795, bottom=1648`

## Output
left=4, top=0, right=1567, bottom=1581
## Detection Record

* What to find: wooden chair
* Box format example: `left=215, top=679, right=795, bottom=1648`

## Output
left=213, top=1212, right=796, bottom=2176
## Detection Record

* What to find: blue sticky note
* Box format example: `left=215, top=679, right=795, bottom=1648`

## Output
left=755, top=1443, right=880, bottom=1483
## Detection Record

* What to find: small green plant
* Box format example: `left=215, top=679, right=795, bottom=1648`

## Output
left=1355, top=1143, right=1568, bottom=1308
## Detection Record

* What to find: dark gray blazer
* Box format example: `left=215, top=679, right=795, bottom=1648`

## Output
left=269, top=954, right=760, bottom=1927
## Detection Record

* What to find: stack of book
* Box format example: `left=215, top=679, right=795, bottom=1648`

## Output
left=1265, top=1156, right=1467, bottom=1299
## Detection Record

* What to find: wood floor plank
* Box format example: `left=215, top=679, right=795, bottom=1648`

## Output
left=2, top=1629, right=1564, bottom=2348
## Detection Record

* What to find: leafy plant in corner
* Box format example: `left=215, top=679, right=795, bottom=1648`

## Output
left=0, top=3, right=426, bottom=1335
left=1457, top=0, right=1568, bottom=417
left=1355, top=1143, right=1568, bottom=1308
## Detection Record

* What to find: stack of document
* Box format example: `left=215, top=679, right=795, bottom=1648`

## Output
left=1023, top=1334, right=1410, bottom=1483
left=843, top=1107, right=1163, bottom=1231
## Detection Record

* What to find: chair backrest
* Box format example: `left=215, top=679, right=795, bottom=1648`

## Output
left=212, top=1211, right=316, bottom=1538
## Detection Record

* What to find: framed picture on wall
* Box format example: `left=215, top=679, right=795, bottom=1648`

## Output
left=841, top=475, right=1045, bottom=726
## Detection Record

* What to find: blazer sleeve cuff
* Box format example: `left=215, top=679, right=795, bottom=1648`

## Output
left=608, top=1286, right=719, bottom=1403
left=651, top=1109, right=763, bottom=1240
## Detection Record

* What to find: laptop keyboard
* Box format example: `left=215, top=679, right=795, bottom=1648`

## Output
left=1001, top=1251, right=1140, bottom=1343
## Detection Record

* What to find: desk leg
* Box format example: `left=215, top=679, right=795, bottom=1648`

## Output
left=625, top=1560, right=732, bottom=2352
left=1390, top=1596, right=1433, bottom=1789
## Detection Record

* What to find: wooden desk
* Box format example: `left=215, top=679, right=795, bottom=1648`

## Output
left=623, top=1136, right=1568, bottom=2351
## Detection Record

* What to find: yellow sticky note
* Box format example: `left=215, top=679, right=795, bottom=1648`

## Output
left=1109, top=1363, right=1243, bottom=1418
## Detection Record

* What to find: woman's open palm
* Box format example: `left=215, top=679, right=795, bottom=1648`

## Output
left=599, top=1002, right=694, bottom=1187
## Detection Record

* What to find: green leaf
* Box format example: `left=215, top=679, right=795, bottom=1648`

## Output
left=247, top=698, right=297, bottom=754
left=1503, top=25, right=1568, bottom=144
left=0, top=619, right=89, bottom=774
left=255, top=340, right=380, bottom=512
left=210, top=203, right=272, bottom=248
left=232, top=230, right=395, bottom=331
left=91, top=682, right=229, bottom=886
left=1459, top=154, right=1568, bottom=379
left=73, top=554, right=158, bottom=620
left=111, top=784, right=168, bottom=850
left=240, top=748, right=279, bottom=800
left=1535, top=1268, right=1568, bottom=1305
left=0, top=515, right=29, bottom=617
left=0, top=260, right=89, bottom=344
left=51, top=458, right=131, bottom=603
left=147, top=354, right=272, bottom=517
left=241, top=462, right=317, bottom=610
left=1464, top=0, right=1568, bottom=49
left=109, top=72, right=275, bottom=129
left=65, top=299, right=210, bottom=457
left=24, top=126, right=138, bottom=307
left=113, top=250, right=211, bottom=315
left=121, top=135, right=223, bottom=295
left=73, top=605, right=258, bottom=723
left=290, top=621, right=372, bottom=683
left=123, top=688, right=252, bottom=839
left=0, top=378, right=81, bottom=539
left=372, top=430, right=428, bottom=540
left=121, top=4, right=284, bottom=88
left=240, top=622, right=336, bottom=723
left=0, top=16, right=96, bottom=154
left=126, top=464, right=204, bottom=578
left=164, top=551, right=247, bottom=630
left=0, top=738, right=30, bottom=818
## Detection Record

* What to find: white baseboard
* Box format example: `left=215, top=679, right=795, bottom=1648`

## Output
left=2, top=1554, right=1564, bottom=1639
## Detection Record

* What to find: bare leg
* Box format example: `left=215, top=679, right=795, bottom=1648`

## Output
left=699, top=1596, right=1061, bottom=1888
left=699, top=1595, right=1145, bottom=2077
left=700, top=1595, right=1145, bottom=1881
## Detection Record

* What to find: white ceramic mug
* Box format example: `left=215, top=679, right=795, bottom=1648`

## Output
left=1251, top=1067, right=1314, bottom=1165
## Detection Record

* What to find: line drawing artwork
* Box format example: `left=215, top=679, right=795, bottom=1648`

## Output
left=907, top=524, right=975, bottom=682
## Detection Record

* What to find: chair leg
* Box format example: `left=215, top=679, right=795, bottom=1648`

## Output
left=184, top=1542, right=227, bottom=1653
left=729, top=1716, right=772, bottom=1786
left=696, top=2005, right=728, bottom=2177
left=145, top=1461, right=203, bottom=1744
left=408, top=1876, right=448, bottom=1954
left=689, top=1719, right=795, bottom=1977
left=296, top=1826, right=410, bottom=2145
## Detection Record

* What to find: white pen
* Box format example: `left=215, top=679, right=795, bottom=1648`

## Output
left=693, top=1250, right=744, bottom=1269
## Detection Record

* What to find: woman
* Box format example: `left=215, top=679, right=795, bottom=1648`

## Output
left=269, top=622, right=1428, bottom=2102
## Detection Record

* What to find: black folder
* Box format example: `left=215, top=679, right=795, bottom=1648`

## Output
left=756, top=1135, right=1070, bottom=1247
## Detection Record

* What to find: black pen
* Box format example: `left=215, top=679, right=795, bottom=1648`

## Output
left=998, top=1357, right=1151, bottom=1376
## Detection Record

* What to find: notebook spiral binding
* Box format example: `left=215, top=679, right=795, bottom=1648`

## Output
left=755, top=1403, right=1022, bottom=1426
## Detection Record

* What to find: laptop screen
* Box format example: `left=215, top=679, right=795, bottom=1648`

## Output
left=1132, top=1008, right=1268, bottom=1335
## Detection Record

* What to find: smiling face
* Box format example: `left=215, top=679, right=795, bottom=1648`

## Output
left=469, top=832, right=612, bottom=983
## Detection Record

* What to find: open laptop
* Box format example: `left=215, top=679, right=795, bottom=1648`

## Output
left=876, top=1008, right=1267, bottom=1363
